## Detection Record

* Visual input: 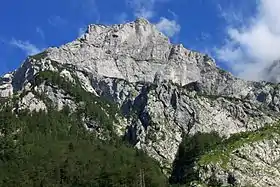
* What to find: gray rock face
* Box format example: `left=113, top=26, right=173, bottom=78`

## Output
left=1, top=18, right=280, bottom=185
left=45, top=18, right=223, bottom=88
left=35, top=84, right=77, bottom=112
left=17, top=92, right=47, bottom=112
left=198, top=134, right=280, bottom=187
left=0, top=73, right=13, bottom=97
left=95, top=79, right=276, bottom=172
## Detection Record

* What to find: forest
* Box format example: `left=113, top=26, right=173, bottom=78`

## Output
left=0, top=107, right=168, bottom=187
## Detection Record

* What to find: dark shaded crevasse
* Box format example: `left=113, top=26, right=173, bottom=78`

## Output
left=123, top=85, right=151, bottom=145
left=169, top=132, right=222, bottom=185
left=171, top=89, right=177, bottom=110
left=227, top=173, right=237, bottom=186
left=183, top=81, right=203, bottom=93
left=120, top=99, right=133, bottom=116
left=256, top=92, right=267, bottom=103
left=131, top=85, right=150, bottom=130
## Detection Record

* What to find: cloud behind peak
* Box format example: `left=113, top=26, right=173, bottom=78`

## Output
left=215, top=0, right=280, bottom=81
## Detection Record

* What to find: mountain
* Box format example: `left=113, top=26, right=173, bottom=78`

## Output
left=1, top=18, right=280, bottom=186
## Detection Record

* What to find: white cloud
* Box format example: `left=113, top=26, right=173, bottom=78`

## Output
left=10, top=39, right=42, bottom=56
left=48, top=16, right=67, bottom=27
left=83, top=0, right=100, bottom=23
left=116, top=12, right=129, bottom=23
left=126, top=0, right=181, bottom=38
left=156, top=17, right=181, bottom=37
left=78, top=27, right=87, bottom=37
left=127, top=0, right=169, bottom=19
left=36, top=27, right=45, bottom=39
left=215, top=0, right=280, bottom=81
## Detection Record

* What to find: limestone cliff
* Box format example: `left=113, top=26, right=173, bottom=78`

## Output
left=1, top=18, right=280, bottom=186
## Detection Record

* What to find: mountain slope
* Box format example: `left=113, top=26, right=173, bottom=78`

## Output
left=0, top=100, right=167, bottom=186
left=1, top=18, right=280, bottom=186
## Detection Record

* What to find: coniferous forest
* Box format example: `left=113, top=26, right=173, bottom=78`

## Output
left=0, top=107, right=168, bottom=187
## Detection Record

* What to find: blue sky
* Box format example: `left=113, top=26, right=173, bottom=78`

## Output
left=1, top=0, right=279, bottom=81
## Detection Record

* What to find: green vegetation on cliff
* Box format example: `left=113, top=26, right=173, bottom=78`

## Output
left=0, top=107, right=167, bottom=187
left=169, top=132, right=222, bottom=185
left=34, top=70, right=121, bottom=133
left=198, top=123, right=280, bottom=168
left=2, top=69, right=279, bottom=187
left=169, top=123, right=280, bottom=186
left=0, top=70, right=167, bottom=187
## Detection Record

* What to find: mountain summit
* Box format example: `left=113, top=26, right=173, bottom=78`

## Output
left=1, top=18, right=280, bottom=186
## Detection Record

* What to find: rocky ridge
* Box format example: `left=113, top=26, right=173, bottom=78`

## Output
left=1, top=18, right=280, bottom=186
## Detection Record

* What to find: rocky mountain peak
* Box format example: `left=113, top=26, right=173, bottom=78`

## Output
left=85, top=17, right=167, bottom=40
left=82, top=17, right=170, bottom=54
left=37, top=18, right=221, bottom=87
